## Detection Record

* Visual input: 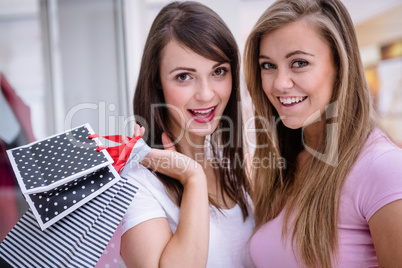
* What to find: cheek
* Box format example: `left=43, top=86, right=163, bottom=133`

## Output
left=162, top=85, right=188, bottom=109
left=161, top=80, right=174, bottom=104
left=327, top=71, right=336, bottom=101
left=315, top=59, right=337, bottom=104
left=222, top=81, right=233, bottom=103
left=315, top=73, right=335, bottom=105
left=166, top=105, right=185, bottom=123
left=215, top=78, right=232, bottom=105
left=163, top=91, right=179, bottom=107
left=261, top=77, right=275, bottom=101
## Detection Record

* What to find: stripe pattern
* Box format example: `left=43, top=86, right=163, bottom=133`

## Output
left=0, top=177, right=138, bottom=267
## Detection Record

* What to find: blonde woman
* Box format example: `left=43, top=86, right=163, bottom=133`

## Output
left=244, top=0, right=402, bottom=267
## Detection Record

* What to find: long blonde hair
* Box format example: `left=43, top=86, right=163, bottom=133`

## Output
left=244, top=0, right=376, bottom=267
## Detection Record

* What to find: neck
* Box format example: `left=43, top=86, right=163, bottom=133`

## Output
left=175, top=131, right=207, bottom=162
left=168, top=119, right=207, bottom=161
left=302, top=115, right=326, bottom=150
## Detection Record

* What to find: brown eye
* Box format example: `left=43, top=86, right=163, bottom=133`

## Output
left=213, top=67, right=227, bottom=76
left=176, top=73, right=190, bottom=82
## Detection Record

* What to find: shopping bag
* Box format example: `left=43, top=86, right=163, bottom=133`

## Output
left=0, top=176, right=138, bottom=267
left=6, top=123, right=119, bottom=231
left=94, top=221, right=123, bottom=267
left=0, top=123, right=152, bottom=267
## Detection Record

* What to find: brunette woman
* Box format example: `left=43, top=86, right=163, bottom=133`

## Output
left=121, top=1, right=254, bottom=267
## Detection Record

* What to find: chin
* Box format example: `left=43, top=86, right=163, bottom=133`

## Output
left=195, top=122, right=219, bottom=134
left=190, top=130, right=214, bottom=138
left=187, top=119, right=220, bottom=137
left=281, top=120, right=303, bottom=130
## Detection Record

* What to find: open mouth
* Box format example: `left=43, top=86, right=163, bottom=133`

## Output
left=188, top=106, right=217, bottom=123
left=279, top=96, right=307, bottom=106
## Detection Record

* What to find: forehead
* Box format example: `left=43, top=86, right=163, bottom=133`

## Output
left=160, top=40, right=223, bottom=70
left=259, top=20, right=328, bottom=54
left=161, top=40, right=196, bottom=62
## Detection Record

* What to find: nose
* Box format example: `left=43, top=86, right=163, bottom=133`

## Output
left=273, top=68, right=294, bottom=92
left=195, top=79, right=215, bottom=102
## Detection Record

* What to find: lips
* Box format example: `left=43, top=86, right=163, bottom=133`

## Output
left=279, top=96, right=307, bottom=106
left=188, top=105, right=217, bottom=123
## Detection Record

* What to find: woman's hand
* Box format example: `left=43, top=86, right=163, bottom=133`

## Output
left=133, top=123, right=146, bottom=137
left=134, top=124, right=204, bottom=186
left=141, top=148, right=203, bottom=186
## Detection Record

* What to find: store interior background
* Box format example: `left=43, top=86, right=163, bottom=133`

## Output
left=1, top=0, right=401, bottom=241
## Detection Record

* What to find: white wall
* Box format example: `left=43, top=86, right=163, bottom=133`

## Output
left=0, top=0, right=47, bottom=139
left=57, top=0, right=128, bottom=136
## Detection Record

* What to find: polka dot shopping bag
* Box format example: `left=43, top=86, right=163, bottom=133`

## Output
left=0, top=123, right=151, bottom=267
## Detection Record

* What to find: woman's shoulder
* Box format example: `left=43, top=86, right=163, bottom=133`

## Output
left=348, top=129, right=402, bottom=220
left=358, top=129, right=402, bottom=166
left=345, top=129, right=402, bottom=190
left=348, top=128, right=402, bottom=190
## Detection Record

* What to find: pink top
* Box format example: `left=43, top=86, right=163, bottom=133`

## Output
left=250, top=129, right=402, bottom=267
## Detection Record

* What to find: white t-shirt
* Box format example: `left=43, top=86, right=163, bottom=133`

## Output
left=122, top=164, right=255, bottom=268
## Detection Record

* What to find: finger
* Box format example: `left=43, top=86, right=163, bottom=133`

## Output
left=140, top=149, right=189, bottom=180
left=140, top=149, right=172, bottom=173
left=140, top=148, right=204, bottom=185
left=161, top=132, right=176, bottom=152
left=140, top=126, right=146, bottom=136
left=134, top=124, right=141, bottom=137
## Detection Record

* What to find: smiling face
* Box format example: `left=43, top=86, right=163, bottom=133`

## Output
left=159, top=39, right=232, bottom=140
left=259, top=19, right=336, bottom=129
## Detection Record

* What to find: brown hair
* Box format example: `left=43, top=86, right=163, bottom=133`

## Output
left=133, top=1, right=250, bottom=219
left=244, top=0, right=376, bottom=266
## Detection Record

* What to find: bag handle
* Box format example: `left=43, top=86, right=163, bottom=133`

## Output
left=88, top=134, right=142, bottom=173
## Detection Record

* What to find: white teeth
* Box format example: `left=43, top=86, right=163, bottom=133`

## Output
left=279, top=97, right=306, bottom=104
left=192, top=107, right=214, bottom=114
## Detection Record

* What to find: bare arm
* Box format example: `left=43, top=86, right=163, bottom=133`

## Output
left=369, top=199, right=402, bottom=267
left=160, top=172, right=209, bottom=267
left=121, top=127, right=209, bottom=267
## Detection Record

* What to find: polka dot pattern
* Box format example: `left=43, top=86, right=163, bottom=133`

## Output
left=95, top=223, right=122, bottom=268
left=11, top=125, right=110, bottom=192
left=30, top=167, right=117, bottom=223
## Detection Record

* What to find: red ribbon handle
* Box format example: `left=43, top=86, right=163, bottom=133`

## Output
left=88, top=134, right=142, bottom=173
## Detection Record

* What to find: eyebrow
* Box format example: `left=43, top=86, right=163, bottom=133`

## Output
left=259, top=50, right=314, bottom=60
left=169, top=67, right=196, bottom=74
left=168, top=62, right=228, bottom=74
left=285, top=50, right=314, bottom=58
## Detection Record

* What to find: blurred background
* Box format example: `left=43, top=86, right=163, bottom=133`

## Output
left=1, top=0, right=401, bottom=241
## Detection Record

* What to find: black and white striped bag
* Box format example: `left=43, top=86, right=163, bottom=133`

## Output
left=0, top=124, right=150, bottom=267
